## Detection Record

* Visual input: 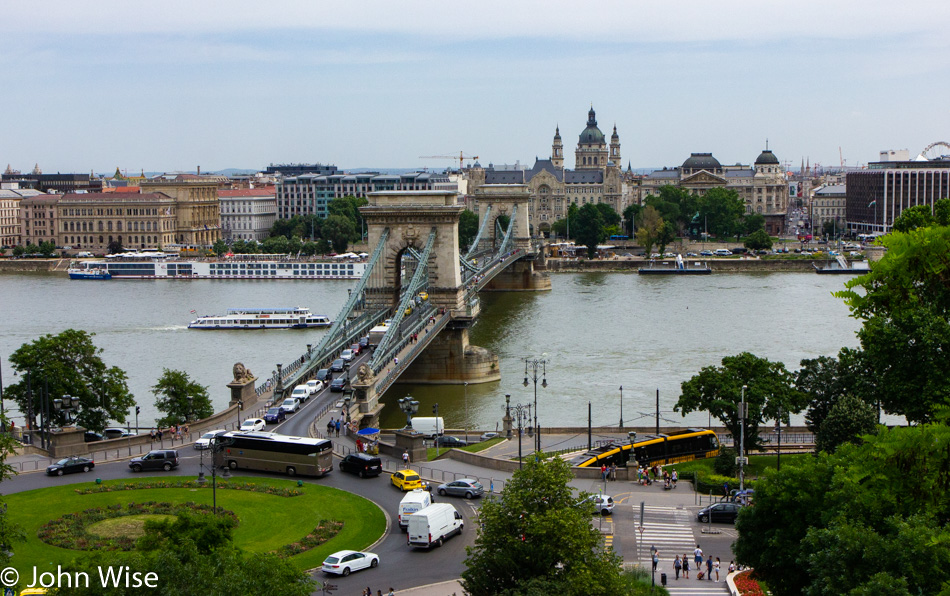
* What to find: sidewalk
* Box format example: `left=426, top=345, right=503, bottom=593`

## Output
left=393, top=580, right=463, bottom=596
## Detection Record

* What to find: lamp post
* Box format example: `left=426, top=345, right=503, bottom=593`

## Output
left=186, top=395, right=193, bottom=423
left=739, top=385, right=747, bottom=492
left=509, top=401, right=530, bottom=469
left=463, top=382, right=469, bottom=444
left=775, top=405, right=783, bottom=472
left=619, top=385, right=623, bottom=429
left=868, top=200, right=877, bottom=235
left=523, top=356, right=547, bottom=453
left=397, top=396, right=419, bottom=430
left=52, top=395, right=81, bottom=425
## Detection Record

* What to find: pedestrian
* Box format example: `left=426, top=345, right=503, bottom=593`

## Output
left=150, top=428, right=156, bottom=441
left=694, top=545, right=703, bottom=571
left=610, top=463, right=617, bottom=481
left=715, top=557, right=721, bottom=582
left=157, top=428, right=163, bottom=441
left=388, top=589, right=395, bottom=596
left=652, top=549, right=659, bottom=572
left=674, top=555, right=682, bottom=580
left=672, top=468, right=678, bottom=488
left=600, top=464, right=607, bottom=481
left=335, top=419, right=341, bottom=437
left=394, top=356, right=399, bottom=366
left=403, top=450, right=410, bottom=466
left=706, top=554, right=713, bottom=581
left=327, top=418, right=334, bottom=436
left=728, top=560, right=736, bottom=574
left=377, top=591, right=383, bottom=596
left=723, top=481, right=730, bottom=497
left=682, top=554, right=690, bottom=579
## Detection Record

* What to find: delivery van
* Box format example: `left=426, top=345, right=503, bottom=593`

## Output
left=397, top=488, right=433, bottom=531
left=410, top=416, right=444, bottom=438
left=407, top=503, right=463, bottom=549
left=368, top=325, right=388, bottom=347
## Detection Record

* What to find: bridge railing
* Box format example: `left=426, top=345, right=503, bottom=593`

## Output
left=373, top=310, right=451, bottom=397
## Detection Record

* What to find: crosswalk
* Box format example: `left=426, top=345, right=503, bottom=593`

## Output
left=634, top=505, right=728, bottom=595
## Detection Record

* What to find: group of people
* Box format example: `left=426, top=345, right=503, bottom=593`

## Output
left=327, top=417, right=344, bottom=437
left=149, top=425, right=187, bottom=441
left=599, top=463, right=618, bottom=481
left=668, top=545, right=734, bottom=582
left=361, top=588, right=394, bottom=596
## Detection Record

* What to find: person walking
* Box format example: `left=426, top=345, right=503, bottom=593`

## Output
left=715, top=557, right=721, bottom=582
left=652, top=549, right=659, bottom=572
left=403, top=450, right=410, bottom=466
left=674, top=555, right=682, bottom=580
left=327, top=418, right=334, bottom=436
left=335, top=419, right=341, bottom=437
left=682, top=554, right=690, bottom=579
left=672, top=468, right=678, bottom=488
left=610, top=463, right=617, bottom=481
left=694, top=545, right=703, bottom=573
left=706, top=554, right=714, bottom=581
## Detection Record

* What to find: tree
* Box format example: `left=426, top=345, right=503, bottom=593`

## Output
left=321, top=214, right=356, bottom=253
left=211, top=239, right=228, bottom=256
left=891, top=204, right=935, bottom=233
left=675, top=352, right=806, bottom=451
left=327, top=195, right=368, bottom=241
left=56, top=512, right=315, bottom=595
left=743, top=213, right=766, bottom=235
left=152, top=369, right=213, bottom=427
left=261, top=235, right=289, bottom=254
left=622, top=204, right=640, bottom=237
left=593, top=203, right=621, bottom=229
left=574, top=203, right=607, bottom=258
left=835, top=225, right=950, bottom=423
left=24, top=242, right=39, bottom=255
left=743, top=229, right=772, bottom=251
left=635, top=205, right=664, bottom=256
left=935, top=197, right=950, bottom=226
left=107, top=239, right=123, bottom=254
left=0, top=413, right=24, bottom=567
left=38, top=240, right=56, bottom=257
left=733, top=421, right=950, bottom=596
left=814, top=394, right=877, bottom=453
left=461, top=457, right=628, bottom=596
left=656, top=221, right=676, bottom=255
left=11, top=245, right=24, bottom=257
left=697, top=187, right=745, bottom=239
left=459, top=209, right=479, bottom=250
left=796, top=349, right=872, bottom=432
left=6, top=329, right=135, bottom=433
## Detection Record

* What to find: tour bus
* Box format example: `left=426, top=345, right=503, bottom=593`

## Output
left=570, top=428, right=719, bottom=469
left=213, top=431, right=333, bottom=477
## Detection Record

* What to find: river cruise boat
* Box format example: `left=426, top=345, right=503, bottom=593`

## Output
left=67, top=252, right=366, bottom=280
left=67, top=266, right=112, bottom=280
left=188, top=307, right=331, bottom=329
left=813, top=255, right=871, bottom=274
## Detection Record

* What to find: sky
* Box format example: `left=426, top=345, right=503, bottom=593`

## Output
left=2, top=1, right=950, bottom=175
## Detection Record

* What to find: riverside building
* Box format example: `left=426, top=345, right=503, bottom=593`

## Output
left=846, top=158, right=950, bottom=235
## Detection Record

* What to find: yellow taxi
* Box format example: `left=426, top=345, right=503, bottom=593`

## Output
left=391, top=469, right=423, bottom=491
left=418, top=291, right=429, bottom=301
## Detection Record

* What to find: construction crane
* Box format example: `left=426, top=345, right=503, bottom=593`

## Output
left=418, top=151, right=479, bottom=172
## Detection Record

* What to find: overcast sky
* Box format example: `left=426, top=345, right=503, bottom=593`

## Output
left=3, top=1, right=949, bottom=174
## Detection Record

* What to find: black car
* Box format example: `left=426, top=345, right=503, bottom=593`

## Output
left=358, top=336, right=370, bottom=349
left=330, top=377, right=347, bottom=392
left=316, top=368, right=331, bottom=382
left=129, top=449, right=180, bottom=472
left=264, top=407, right=286, bottom=424
left=83, top=431, right=103, bottom=443
left=697, top=502, right=741, bottom=523
left=330, top=359, right=347, bottom=372
left=434, top=436, right=468, bottom=448
left=337, top=453, right=382, bottom=478
left=46, top=456, right=95, bottom=476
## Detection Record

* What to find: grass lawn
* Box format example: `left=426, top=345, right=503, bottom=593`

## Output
left=427, top=436, right=505, bottom=461
left=5, top=476, right=385, bottom=573
left=674, top=453, right=809, bottom=477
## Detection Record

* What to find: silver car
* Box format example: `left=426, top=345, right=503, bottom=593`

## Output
left=436, top=478, right=484, bottom=499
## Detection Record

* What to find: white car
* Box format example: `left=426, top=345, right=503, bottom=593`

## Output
left=585, top=494, right=615, bottom=515
left=280, top=398, right=300, bottom=414
left=240, top=418, right=265, bottom=432
left=306, top=379, right=324, bottom=394
left=291, top=385, right=310, bottom=403
left=322, top=550, right=379, bottom=576
left=341, top=349, right=354, bottom=362
left=194, top=429, right=227, bottom=450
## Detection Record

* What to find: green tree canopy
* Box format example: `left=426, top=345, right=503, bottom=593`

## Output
left=461, top=457, right=628, bottom=596
left=328, top=195, right=368, bottom=241
left=796, top=349, right=872, bottom=432
left=733, top=420, right=950, bottom=596
left=743, top=229, right=772, bottom=250
left=574, top=203, right=607, bottom=258
left=6, top=329, right=135, bottom=432
left=743, top=213, right=766, bottom=235
left=835, top=225, right=950, bottom=423
left=934, top=197, right=950, bottom=226
left=459, top=209, right=479, bottom=250
left=698, top=187, right=745, bottom=239
left=814, top=393, right=877, bottom=453
left=107, top=239, right=123, bottom=254
left=211, top=239, right=228, bottom=256
left=675, top=352, right=806, bottom=451
left=38, top=240, right=56, bottom=256
left=622, top=204, right=640, bottom=237
left=151, top=369, right=213, bottom=427
left=594, top=203, right=621, bottom=229
left=891, top=204, right=935, bottom=233
left=321, top=214, right=357, bottom=253
left=635, top=205, right=664, bottom=257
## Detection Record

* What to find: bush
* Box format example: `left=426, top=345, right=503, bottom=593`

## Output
left=714, top=446, right=738, bottom=476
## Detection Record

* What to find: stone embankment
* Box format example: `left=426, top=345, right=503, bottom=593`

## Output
left=547, top=257, right=836, bottom=273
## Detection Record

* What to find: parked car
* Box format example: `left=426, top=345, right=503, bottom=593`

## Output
left=434, top=436, right=468, bottom=448
left=391, top=469, right=424, bottom=491
left=349, top=343, right=362, bottom=355
left=686, top=252, right=699, bottom=257
left=338, top=453, right=383, bottom=478
left=83, top=431, right=103, bottom=443
left=46, top=456, right=95, bottom=476
left=129, top=449, right=180, bottom=472
left=714, top=248, right=733, bottom=256
left=290, top=385, right=310, bottom=403
left=480, top=431, right=500, bottom=441
left=316, top=368, right=331, bottom=382
left=340, top=349, right=354, bottom=362
left=194, top=429, right=227, bottom=449
left=699, top=250, right=714, bottom=256
left=436, top=478, right=484, bottom=499
left=584, top=493, right=615, bottom=515
left=697, top=502, right=741, bottom=523
left=280, top=397, right=300, bottom=414
left=103, top=428, right=135, bottom=440
left=322, top=550, right=378, bottom=576
left=330, top=377, right=347, bottom=392
left=264, top=407, right=286, bottom=424
left=306, top=379, right=324, bottom=394
left=240, top=418, right=266, bottom=432
left=330, top=359, right=346, bottom=372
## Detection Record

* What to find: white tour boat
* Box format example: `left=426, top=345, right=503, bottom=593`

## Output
left=188, top=307, right=332, bottom=330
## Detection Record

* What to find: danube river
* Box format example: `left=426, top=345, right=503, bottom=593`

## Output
left=1, top=271, right=862, bottom=431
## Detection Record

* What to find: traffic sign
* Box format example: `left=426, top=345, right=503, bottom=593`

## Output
left=735, top=456, right=749, bottom=465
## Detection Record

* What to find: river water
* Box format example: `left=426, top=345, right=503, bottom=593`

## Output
left=0, top=271, right=862, bottom=431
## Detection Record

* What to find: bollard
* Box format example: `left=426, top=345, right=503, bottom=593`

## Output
left=95, top=478, right=102, bottom=485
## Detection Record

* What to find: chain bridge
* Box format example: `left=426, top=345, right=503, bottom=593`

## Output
left=253, top=185, right=550, bottom=429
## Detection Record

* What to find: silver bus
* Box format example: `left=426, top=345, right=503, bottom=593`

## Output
left=213, top=431, right=333, bottom=477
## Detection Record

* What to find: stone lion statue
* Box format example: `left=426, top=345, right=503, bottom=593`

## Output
left=232, top=362, right=254, bottom=383
left=356, top=363, right=374, bottom=383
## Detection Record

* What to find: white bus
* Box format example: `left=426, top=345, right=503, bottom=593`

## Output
left=213, top=431, right=333, bottom=477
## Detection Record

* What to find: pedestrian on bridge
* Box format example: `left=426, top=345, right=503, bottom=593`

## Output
left=327, top=418, right=335, bottom=437
left=335, top=419, right=341, bottom=437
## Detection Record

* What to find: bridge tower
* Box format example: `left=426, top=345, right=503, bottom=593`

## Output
left=359, top=191, right=500, bottom=386
left=473, top=184, right=552, bottom=291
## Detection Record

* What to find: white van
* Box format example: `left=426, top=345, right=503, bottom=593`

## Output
left=397, top=489, right=433, bottom=531
left=410, top=417, right=444, bottom=439
left=407, top=503, right=463, bottom=549
left=714, top=248, right=733, bottom=256
left=290, top=385, right=310, bottom=403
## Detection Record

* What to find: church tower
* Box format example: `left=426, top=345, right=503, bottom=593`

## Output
left=552, top=126, right=564, bottom=169
left=610, top=124, right=621, bottom=166
left=575, top=106, right=608, bottom=170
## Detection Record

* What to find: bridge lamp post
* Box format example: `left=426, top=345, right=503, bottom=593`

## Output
left=398, top=396, right=419, bottom=430
left=739, top=385, right=747, bottom=492
left=463, top=382, right=469, bottom=443
left=523, top=357, right=547, bottom=453
left=53, top=395, right=81, bottom=426
left=619, top=385, right=623, bottom=429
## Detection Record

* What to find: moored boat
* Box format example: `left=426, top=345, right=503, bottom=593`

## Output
left=67, top=267, right=112, bottom=280
left=188, top=307, right=331, bottom=329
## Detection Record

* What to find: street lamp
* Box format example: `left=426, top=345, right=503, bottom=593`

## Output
left=868, top=200, right=877, bottom=234
left=509, top=401, right=530, bottom=469
left=463, top=382, right=469, bottom=443
left=186, top=395, right=193, bottom=423
left=523, top=356, right=548, bottom=453
left=619, top=385, right=623, bottom=429
left=398, top=396, right=419, bottom=429
left=739, top=385, right=747, bottom=492
left=52, top=395, right=81, bottom=425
